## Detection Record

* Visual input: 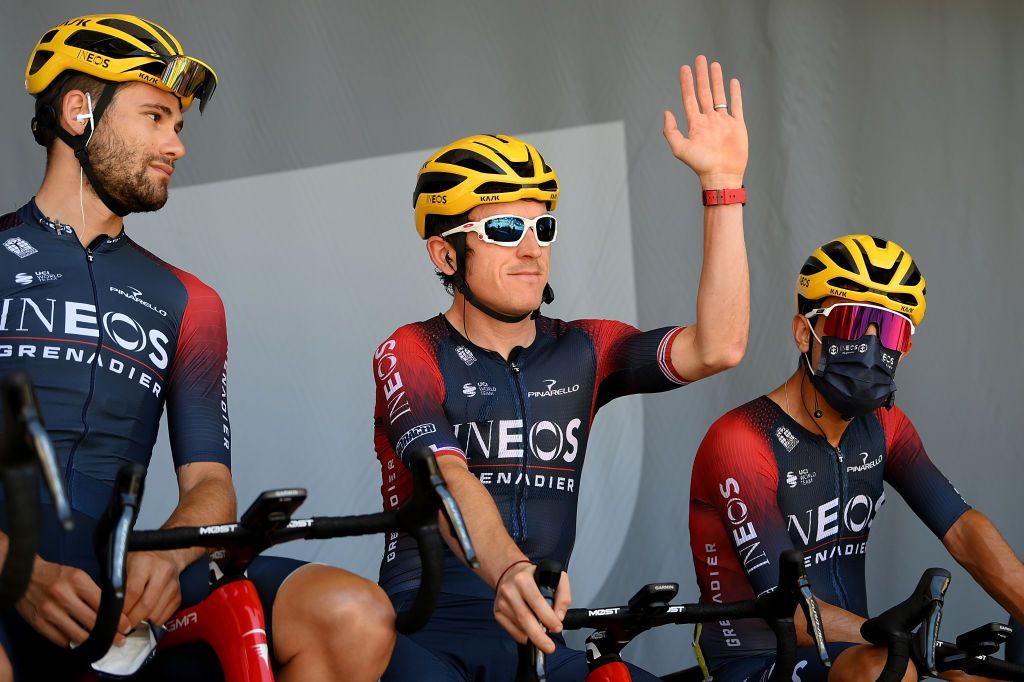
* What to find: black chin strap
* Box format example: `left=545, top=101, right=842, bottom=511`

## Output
left=450, top=235, right=554, bottom=324
left=45, top=85, right=130, bottom=217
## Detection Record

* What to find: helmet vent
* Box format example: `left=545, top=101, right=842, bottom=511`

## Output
left=476, top=182, right=521, bottom=195
left=888, top=292, right=918, bottom=306
left=900, top=265, right=922, bottom=287
left=436, top=150, right=500, bottom=175
left=97, top=18, right=166, bottom=54
left=39, top=29, right=58, bottom=44
left=854, top=241, right=903, bottom=284
left=28, top=50, right=54, bottom=77
left=828, top=277, right=868, bottom=293
left=871, top=235, right=889, bottom=249
left=65, top=30, right=142, bottom=58
left=413, top=172, right=465, bottom=206
left=822, top=241, right=856, bottom=272
left=799, top=256, right=826, bottom=277
left=538, top=180, right=558, bottom=192
left=475, top=141, right=535, bottom=178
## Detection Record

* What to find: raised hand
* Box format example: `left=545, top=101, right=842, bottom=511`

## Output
left=663, top=55, right=748, bottom=189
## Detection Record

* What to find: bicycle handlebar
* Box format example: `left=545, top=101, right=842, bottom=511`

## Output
left=522, top=550, right=828, bottom=682
left=80, top=448, right=474, bottom=662
left=0, top=372, right=73, bottom=608
left=918, top=623, right=1024, bottom=680
left=860, top=567, right=950, bottom=682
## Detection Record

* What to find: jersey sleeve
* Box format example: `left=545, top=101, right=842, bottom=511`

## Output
left=690, top=410, right=794, bottom=597
left=373, top=325, right=464, bottom=466
left=572, top=319, right=689, bottom=411
left=164, top=271, right=231, bottom=470
left=879, top=406, right=971, bottom=539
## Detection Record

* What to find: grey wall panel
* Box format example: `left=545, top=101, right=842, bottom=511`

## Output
left=2, top=0, right=1022, bottom=673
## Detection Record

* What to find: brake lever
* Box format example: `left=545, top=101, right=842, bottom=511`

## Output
left=918, top=573, right=951, bottom=676
left=2, top=373, right=72, bottom=530
left=796, top=566, right=830, bottom=668
left=415, top=449, right=479, bottom=569
left=432, top=477, right=478, bottom=569
left=26, top=418, right=72, bottom=530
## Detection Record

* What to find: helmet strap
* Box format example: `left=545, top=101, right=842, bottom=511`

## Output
left=48, top=84, right=130, bottom=217
left=450, top=234, right=550, bottom=324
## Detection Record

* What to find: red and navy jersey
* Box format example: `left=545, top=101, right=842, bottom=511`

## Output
left=689, top=396, right=971, bottom=669
left=0, top=200, right=230, bottom=525
left=374, top=314, right=689, bottom=598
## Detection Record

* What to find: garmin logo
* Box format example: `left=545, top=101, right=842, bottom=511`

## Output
left=110, top=286, right=168, bottom=317
left=528, top=379, right=580, bottom=398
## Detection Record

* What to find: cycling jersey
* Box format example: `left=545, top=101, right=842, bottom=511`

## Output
left=374, top=314, right=688, bottom=598
left=689, top=396, right=971, bottom=671
left=0, top=199, right=230, bottom=525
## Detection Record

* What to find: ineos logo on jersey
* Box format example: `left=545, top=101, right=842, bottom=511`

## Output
left=0, top=297, right=170, bottom=370
left=374, top=338, right=411, bottom=425
left=718, top=478, right=770, bottom=573
left=109, top=285, right=168, bottom=317
left=786, top=491, right=886, bottom=545
left=453, top=417, right=582, bottom=463
left=527, top=378, right=581, bottom=398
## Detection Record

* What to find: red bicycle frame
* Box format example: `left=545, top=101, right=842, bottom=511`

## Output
left=159, top=579, right=272, bottom=682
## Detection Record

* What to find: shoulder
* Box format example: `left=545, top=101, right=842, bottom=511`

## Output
left=125, top=239, right=223, bottom=309
left=697, top=398, right=779, bottom=463
left=564, top=318, right=637, bottom=338
left=374, top=317, right=449, bottom=361
left=0, top=210, right=25, bottom=231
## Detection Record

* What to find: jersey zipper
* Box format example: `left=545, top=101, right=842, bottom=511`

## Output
left=832, top=444, right=851, bottom=608
left=505, top=347, right=531, bottom=541
left=64, top=240, right=105, bottom=500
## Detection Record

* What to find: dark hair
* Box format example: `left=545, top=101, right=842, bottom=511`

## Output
left=427, top=212, right=470, bottom=296
left=33, top=72, right=114, bottom=154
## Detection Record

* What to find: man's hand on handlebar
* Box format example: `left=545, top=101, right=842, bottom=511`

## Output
left=494, top=562, right=571, bottom=655
left=15, top=555, right=129, bottom=648
left=123, top=550, right=183, bottom=630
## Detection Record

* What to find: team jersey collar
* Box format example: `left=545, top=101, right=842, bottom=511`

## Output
left=439, top=313, right=546, bottom=362
left=21, top=199, right=128, bottom=252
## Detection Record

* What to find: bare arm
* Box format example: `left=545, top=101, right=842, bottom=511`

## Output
left=943, top=509, right=1024, bottom=624
left=663, top=56, right=750, bottom=381
left=437, top=456, right=569, bottom=653
left=122, top=461, right=235, bottom=629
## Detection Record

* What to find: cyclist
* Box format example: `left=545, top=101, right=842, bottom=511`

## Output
left=688, top=235, right=1024, bottom=681
left=0, top=14, right=393, bottom=680
left=373, top=56, right=750, bottom=681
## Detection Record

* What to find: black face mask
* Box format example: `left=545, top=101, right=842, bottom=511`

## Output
left=806, top=334, right=901, bottom=420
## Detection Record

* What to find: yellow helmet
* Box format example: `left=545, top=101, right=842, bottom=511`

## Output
left=25, top=14, right=217, bottom=112
left=796, top=234, right=927, bottom=326
left=413, top=134, right=559, bottom=239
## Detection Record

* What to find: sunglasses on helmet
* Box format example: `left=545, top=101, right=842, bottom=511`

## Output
left=441, top=214, right=557, bottom=247
left=804, top=302, right=915, bottom=353
left=159, top=55, right=217, bottom=112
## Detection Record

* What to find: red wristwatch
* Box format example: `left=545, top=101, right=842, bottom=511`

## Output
left=702, top=186, right=747, bottom=206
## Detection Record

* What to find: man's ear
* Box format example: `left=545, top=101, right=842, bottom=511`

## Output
left=793, top=314, right=811, bottom=354
left=426, top=236, right=455, bottom=274
left=60, top=89, right=93, bottom=134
